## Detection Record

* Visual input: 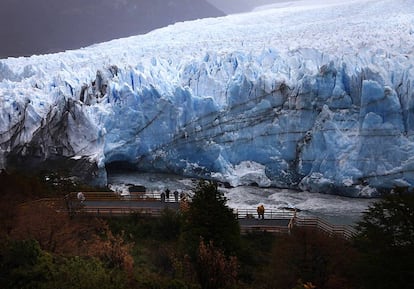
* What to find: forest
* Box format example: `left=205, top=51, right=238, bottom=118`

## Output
left=0, top=170, right=413, bottom=289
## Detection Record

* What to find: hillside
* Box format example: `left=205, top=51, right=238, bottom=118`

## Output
left=206, top=0, right=289, bottom=13
left=0, top=0, right=224, bottom=58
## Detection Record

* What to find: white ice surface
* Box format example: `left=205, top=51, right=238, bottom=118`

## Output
left=1, top=0, right=414, bottom=196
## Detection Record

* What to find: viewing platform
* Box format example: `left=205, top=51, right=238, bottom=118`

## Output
left=65, top=191, right=356, bottom=239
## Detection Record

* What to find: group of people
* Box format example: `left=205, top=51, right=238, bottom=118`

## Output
left=160, top=188, right=185, bottom=202
left=160, top=188, right=267, bottom=219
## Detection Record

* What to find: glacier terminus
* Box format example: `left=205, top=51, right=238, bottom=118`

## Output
left=1, top=0, right=414, bottom=197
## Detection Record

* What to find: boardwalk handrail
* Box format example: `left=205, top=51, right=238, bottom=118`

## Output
left=293, top=217, right=356, bottom=239
left=234, top=208, right=295, bottom=220
left=67, top=191, right=185, bottom=202
left=80, top=206, right=170, bottom=217
left=240, top=224, right=291, bottom=234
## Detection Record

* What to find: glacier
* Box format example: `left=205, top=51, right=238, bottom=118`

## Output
left=1, top=0, right=414, bottom=196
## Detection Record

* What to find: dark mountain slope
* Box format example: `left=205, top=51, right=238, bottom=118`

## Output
left=0, top=0, right=224, bottom=58
left=207, top=0, right=285, bottom=14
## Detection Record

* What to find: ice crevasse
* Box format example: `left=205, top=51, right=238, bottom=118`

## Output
left=0, top=0, right=414, bottom=197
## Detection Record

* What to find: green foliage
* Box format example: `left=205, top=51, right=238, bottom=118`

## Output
left=0, top=239, right=52, bottom=289
left=47, top=256, right=127, bottom=289
left=355, top=190, right=414, bottom=248
left=181, top=180, right=240, bottom=258
left=108, top=213, right=155, bottom=241
left=353, top=191, right=414, bottom=289
left=108, top=208, right=182, bottom=242
left=132, top=268, right=199, bottom=289
left=0, top=239, right=127, bottom=289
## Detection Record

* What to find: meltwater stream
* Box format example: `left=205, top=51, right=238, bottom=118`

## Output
left=108, top=172, right=375, bottom=225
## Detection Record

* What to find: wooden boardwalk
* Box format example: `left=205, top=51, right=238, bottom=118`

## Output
left=65, top=192, right=356, bottom=239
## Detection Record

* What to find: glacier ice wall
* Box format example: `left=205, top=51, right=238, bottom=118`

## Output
left=1, top=0, right=414, bottom=195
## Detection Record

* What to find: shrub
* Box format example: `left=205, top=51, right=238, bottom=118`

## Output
left=0, top=239, right=128, bottom=289
left=196, top=239, right=238, bottom=289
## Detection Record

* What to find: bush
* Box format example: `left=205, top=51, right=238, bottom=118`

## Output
left=0, top=239, right=128, bottom=289
left=196, top=239, right=238, bottom=289
left=0, top=239, right=51, bottom=289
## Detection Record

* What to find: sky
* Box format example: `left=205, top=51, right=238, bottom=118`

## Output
left=0, top=0, right=290, bottom=59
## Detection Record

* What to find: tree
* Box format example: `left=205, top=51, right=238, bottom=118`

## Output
left=181, top=180, right=241, bottom=258
left=179, top=180, right=241, bottom=289
left=353, top=190, right=414, bottom=289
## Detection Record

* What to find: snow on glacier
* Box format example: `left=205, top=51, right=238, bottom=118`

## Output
left=1, top=0, right=414, bottom=196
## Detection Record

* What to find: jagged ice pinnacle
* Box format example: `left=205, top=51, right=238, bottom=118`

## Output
left=1, top=0, right=414, bottom=196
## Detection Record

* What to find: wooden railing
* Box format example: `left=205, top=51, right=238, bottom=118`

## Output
left=233, top=208, right=295, bottom=220
left=293, top=217, right=356, bottom=239
left=66, top=191, right=181, bottom=202
left=234, top=210, right=356, bottom=239
left=239, top=224, right=292, bottom=234
left=80, top=206, right=170, bottom=217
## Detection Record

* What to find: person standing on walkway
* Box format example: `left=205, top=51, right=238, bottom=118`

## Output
left=165, top=188, right=170, bottom=199
left=173, top=190, right=179, bottom=202
left=77, top=192, right=85, bottom=204
left=160, top=191, right=166, bottom=202
left=257, top=204, right=265, bottom=219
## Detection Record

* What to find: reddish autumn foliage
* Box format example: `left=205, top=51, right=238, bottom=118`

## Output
left=196, top=239, right=239, bottom=289
left=9, top=198, right=134, bottom=274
